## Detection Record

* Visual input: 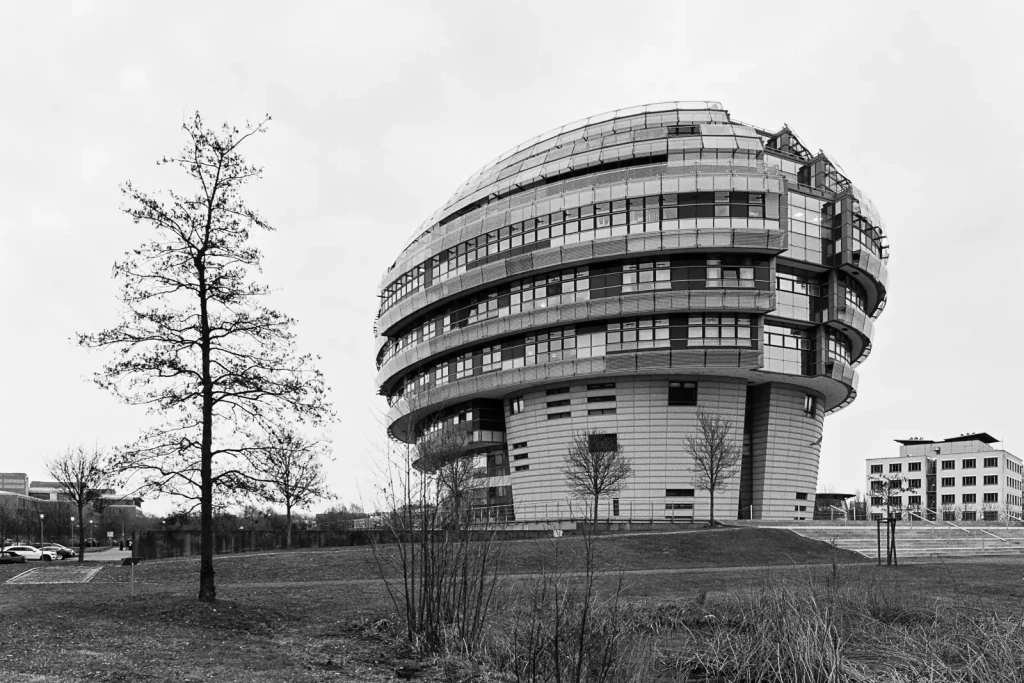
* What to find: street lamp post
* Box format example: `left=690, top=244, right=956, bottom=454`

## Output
left=39, top=514, right=45, bottom=546
left=89, top=519, right=94, bottom=544
left=70, top=516, right=75, bottom=545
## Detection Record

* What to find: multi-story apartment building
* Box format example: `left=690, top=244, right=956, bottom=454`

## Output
left=375, top=102, right=889, bottom=522
left=866, top=434, right=1022, bottom=522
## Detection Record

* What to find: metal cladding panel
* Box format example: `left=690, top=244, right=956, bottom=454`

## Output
left=561, top=243, right=594, bottom=263
left=461, top=268, right=484, bottom=291
left=605, top=354, right=637, bottom=372
left=661, top=231, right=683, bottom=250
left=705, top=349, right=742, bottom=367
left=506, top=254, right=535, bottom=276
left=671, top=349, right=706, bottom=367
left=678, top=231, right=698, bottom=249
left=532, top=249, right=562, bottom=270
left=481, top=260, right=508, bottom=283
left=593, top=238, right=627, bottom=258
left=657, top=291, right=690, bottom=312
left=733, top=230, right=767, bottom=248
left=637, top=351, right=672, bottom=369
left=620, top=297, right=641, bottom=315
left=739, top=349, right=763, bottom=368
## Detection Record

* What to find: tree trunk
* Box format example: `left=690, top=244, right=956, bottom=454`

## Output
left=593, top=493, right=600, bottom=533
left=709, top=490, right=715, bottom=527
left=198, top=258, right=216, bottom=603
left=77, top=502, right=85, bottom=563
left=285, top=502, right=292, bottom=549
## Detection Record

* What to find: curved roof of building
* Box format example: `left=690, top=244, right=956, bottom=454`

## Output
left=400, top=101, right=730, bottom=251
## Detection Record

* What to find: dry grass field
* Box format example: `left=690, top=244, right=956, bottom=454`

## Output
left=0, top=529, right=1022, bottom=682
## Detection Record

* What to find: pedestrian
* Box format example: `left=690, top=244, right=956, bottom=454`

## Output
left=127, top=539, right=133, bottom=551
left=119, top=539, right=124, bottom=551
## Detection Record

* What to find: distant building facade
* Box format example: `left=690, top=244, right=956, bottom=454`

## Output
left=865, top=434, right=1022, bottom=522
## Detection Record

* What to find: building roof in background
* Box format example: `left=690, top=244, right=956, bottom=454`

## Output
left=895, top=432, right=999, bottom=446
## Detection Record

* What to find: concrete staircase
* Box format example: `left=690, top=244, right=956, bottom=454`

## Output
left=783, top=524, right=1024, bottom=559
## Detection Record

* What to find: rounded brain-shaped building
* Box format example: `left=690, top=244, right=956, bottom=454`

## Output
left=374, top=101, right=888, bottom=522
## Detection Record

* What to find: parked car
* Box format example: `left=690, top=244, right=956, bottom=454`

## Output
left=0, top=550, right=26, bottom=564
left=40, top=544, right=76, bottom=559
left=2, top=545, right=58, bottom=561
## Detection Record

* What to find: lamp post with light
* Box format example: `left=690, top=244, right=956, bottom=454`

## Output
left=70, top=516, right=75, bottom=545
left=39, top=514, right=45, bottom=546
left=89, top=519, right=94, bottom=544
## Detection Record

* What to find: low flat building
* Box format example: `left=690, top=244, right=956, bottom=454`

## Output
left=865, top=433, right=1022, bottom=522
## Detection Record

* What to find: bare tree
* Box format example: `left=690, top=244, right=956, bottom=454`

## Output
left=46, top=446, right=112, bottom=563
left=416, top=426, right=478, bottom=527
left=686, top=409, right=741, bottom=526
left=78, top=113, right=332, bottom=602
left=562, top=431, right=633, bottom=530
left=253, top=427, right=331, bottom=548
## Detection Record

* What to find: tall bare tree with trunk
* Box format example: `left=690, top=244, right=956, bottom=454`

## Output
left=78, top=113, right=332, bottom=601
left=253, top=427, right=331, bottom=548
left=46, top=446, right=112, bottom=563
left=562, top=431, right=633, bottom=530
left=686, top=408, right=741, bottom=526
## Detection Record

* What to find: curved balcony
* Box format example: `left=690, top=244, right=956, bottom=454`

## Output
left=835, top=242, right=889, bottom=317
left=386, top=348, right=763, bottom=440
left=384, top=168, right=786, bottom=285
left=378, top=228, right=787, bottom=336
left=376, top=289, right=777, bottom=392
left=821, top=296, right=875, bottom=365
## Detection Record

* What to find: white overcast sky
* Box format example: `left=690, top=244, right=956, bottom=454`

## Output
left=1, top=1, right=1022, bottom=516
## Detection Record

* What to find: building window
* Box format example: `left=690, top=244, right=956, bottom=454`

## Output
left=546, top=387, right=570, bottom=396
left=942, top=511, right=956, bottom=521
left=795, top=492, right=808, bottom=500
left=941, top=460, right=955, bottom=470
left=510, top=396, right=525, bottom=415
left=588, top=382, right=615, bottom=390
left=871, top=497, right=883, bottom=506
left=668, top=381, right=697, bottom=406
left=803, top=395, right=817, bottom=415
left=984, top=457, right=999, bottom=467
left=587, top=395, right=616, bottom=403
left=547, top=399, right=571, bottom=408
left=665, top=503, right=694, bottom=510
left=941, top=495, right=955, bottom=504
left=962, top=493, right=976, bottom=504
left=511, top=441, right=527, bottom=449
left=513, top=453, right=529, bottom=461
left=962, top=459, right=976, bottom=469
left=588, top=408, right=616, bottom=416
left=612, top=499, right=620, bottom=516
left=666, top=489, right=695, bottom=497
left=871, top=513, right=883, bottom=521
left=962, top=477, right=976, bottom=487
left=984, top=475, right=999, bottom=486
left=908, top=462, right=922, bottom=472
left=514, top=464, right=529, bottom=472
left=984, top=493, right=999, bottom=503
left=908, top=495, right=921, bottom=505
left=889, top=463, right=902, bottom=473
left=589, top=433, right=617, bottom=452
left=870, top=481, right=883, bottom=492
left=890, top=496, right=902, bottom=507
left=908, top=479, right=921, bottom=488
left=870, top=464, right=882, bottom=474
left=984, top=511, right=999, bottom=521
left=547, top=412, right=571, bottom=420
left=941, top=477, right=955, bottom=487
left=795, top=505, right=808, bottom=512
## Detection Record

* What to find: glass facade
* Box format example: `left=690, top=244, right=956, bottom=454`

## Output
left=380, top=191, right=772, bottom=314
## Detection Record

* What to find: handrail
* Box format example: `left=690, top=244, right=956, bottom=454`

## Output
left=978, top=528, right=1006, bottom=542
left=1006, top=512, right=1024, bottom=524
left=827, top=505, right=847, bottom=522
left=944, top=520, right=970, bottom=534
left=908, top=511, right=935, bottom=526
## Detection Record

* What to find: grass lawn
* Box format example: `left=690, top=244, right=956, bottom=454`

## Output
left=1, top=529, right=1022, bottom=682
